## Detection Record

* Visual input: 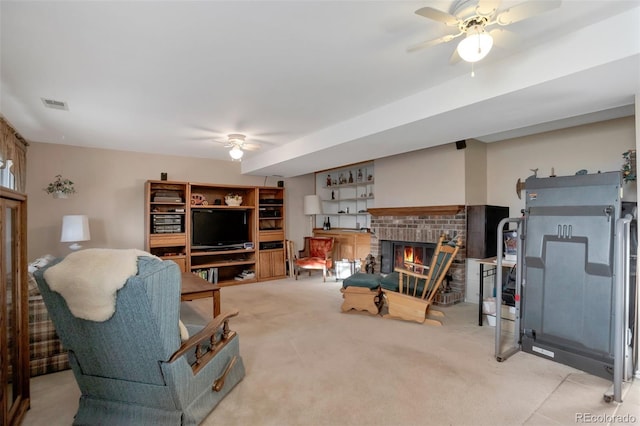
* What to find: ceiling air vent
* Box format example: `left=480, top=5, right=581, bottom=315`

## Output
left=41, top=98, right=69, bottom=111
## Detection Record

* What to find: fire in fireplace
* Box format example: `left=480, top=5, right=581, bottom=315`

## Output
left=380, top=240, right=436, bottom=274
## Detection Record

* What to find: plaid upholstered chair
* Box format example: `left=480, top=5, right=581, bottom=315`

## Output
left=295, top=236, right=335, bottom=282
left=34, top=250, right=245, bottom=425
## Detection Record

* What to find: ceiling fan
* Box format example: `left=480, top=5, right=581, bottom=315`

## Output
left=216, top=134, right=261, bottom=161
left=408, top=0, right=561, bottom=63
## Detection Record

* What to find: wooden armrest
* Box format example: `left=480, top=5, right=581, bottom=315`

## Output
left=168, top=309, right=239, bottom=366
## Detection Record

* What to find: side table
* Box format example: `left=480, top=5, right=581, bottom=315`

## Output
left=181, top=272, right=221, bottom=317
left=477, top=257, right=516, bottom=326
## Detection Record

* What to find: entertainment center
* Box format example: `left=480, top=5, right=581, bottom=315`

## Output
left=144, top=180, right=286, bottom=285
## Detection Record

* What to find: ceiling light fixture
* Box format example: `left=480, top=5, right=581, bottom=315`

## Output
left=457, top=25, right=493, bottom=63
left=229, top=145, right=244, bottom=161
left=227, top=133, right=246, bottom=161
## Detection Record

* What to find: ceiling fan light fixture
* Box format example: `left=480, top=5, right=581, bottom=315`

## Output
left=229, top=145, right=244, bottom=161
left=457, top=27, right=493, bottom=63
left=227, top=133, right=246, bottom=144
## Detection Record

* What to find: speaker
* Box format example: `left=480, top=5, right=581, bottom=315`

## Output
left=455, top=140, right=466, bottom=150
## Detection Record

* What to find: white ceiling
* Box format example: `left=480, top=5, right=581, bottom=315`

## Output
left=1, top=1, right=638, bottom=178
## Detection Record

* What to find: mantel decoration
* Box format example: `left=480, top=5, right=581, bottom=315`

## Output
left=225, top=193, right=243, bottom=206
left=622, top=150, right=636, bottom=182
left=44, top=174, right=76, bottom=199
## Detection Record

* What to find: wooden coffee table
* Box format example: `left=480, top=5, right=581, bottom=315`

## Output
left=180, top=273, right=221, bottom=317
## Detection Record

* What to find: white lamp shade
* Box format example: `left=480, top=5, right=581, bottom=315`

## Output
left=303, top=195, right=322, bottom=215
left=61, top=215, right=91, bottom=244
left=457, top=30, right=493, bottom=63
left=229, top=146, right=244, bottom=160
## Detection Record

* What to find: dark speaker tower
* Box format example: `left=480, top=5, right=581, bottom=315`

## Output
left=466, top=205, right=509, bottom=258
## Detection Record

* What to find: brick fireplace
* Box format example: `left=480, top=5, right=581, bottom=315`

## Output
left=368, top=205, right=466, bottom=306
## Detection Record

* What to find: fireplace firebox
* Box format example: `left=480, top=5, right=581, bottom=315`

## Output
left=380, top=240, right=436, bottom=274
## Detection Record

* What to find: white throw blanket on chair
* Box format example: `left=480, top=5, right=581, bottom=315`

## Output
left=44, top=248, right=158, bottom=322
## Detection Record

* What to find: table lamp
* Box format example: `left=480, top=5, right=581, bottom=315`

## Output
left=303, top=195, right=322, bottom=234
left=61, top=215, right=91, bottom=250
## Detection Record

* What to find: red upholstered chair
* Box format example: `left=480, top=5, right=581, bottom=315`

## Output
left=295, top=237, right=335, bottom=282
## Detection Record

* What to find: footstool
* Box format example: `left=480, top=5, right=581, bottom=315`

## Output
left=340, top=273, right=383, bottom=315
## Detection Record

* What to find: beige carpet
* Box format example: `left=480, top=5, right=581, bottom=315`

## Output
left=24, top=275, right=639, bottom=426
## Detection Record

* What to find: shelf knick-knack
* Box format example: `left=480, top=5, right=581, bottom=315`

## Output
left=357, top=169, right=363, bottom=182
left=326, top=175, right=332, bottom=187
left=348, top=171, right=353, bottom=183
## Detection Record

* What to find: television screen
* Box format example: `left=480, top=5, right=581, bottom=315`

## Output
left=191, top=209, right=249, bottom=249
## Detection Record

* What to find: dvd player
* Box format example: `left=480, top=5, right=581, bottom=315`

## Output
left=260, top=241, right=284, bottom=250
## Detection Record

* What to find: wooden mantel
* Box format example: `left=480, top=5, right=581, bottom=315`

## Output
left=367, top=205, right=465, bottom=217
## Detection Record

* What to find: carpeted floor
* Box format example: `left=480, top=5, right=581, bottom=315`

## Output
left=24, top=275, right=639, bottom=425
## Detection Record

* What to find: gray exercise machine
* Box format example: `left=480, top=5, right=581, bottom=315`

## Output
left=494, top=171, right=637, bottom=403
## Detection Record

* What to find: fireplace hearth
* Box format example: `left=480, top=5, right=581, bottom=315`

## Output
left=369, top=205, right=466, bottom=306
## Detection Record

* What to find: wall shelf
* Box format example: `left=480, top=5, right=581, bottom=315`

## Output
left=315, top=161, right=374, bottom=230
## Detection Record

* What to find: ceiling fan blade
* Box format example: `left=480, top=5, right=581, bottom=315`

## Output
left=242, top=143, right=261, bottom=151
left=449, top=48, right=461, bottom=65
left=495, top=0, right=561, bottom=26
left=489, top=27, right=520, bottom=50
left=476, top=0, right=501, bottom=17
left=406, top=32, right=462, bottom=53
left=415, top=7, right=460, bottom=27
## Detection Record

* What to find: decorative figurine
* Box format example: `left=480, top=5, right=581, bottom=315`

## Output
left=348, top=171, right=353, bottom=183
left=326, top=175, right=331, bottom=187
left=365, top=254, right=376, bottom=274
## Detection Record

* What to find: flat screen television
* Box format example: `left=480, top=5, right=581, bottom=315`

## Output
left=191, top=209, right=249, bottom=250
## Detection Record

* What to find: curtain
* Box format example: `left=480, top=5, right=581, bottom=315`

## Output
left=0, top=116, right=28, bottom=192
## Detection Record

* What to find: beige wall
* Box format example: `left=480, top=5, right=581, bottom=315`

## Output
left=486, top=116, right=637, bottom=216
left=284, top=173, right=315, bottom=253
left=25, top=115, right=636, bottom=260
left=464, top=139, right=488, bottom=205
left=375, top=142, right=466, bottom=207
left=25, top=142, right=315, bottom=259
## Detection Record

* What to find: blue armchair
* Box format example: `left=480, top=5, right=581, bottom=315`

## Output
left=34, top=253, right=245, bottom=425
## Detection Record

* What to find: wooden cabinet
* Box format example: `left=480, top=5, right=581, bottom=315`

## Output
left=257, top=187, right=286, bottom=280
left=315, top=161, right=374, bottom=230
left=188, top=184, right=257, bottom=286
left=145, top=181, right=286, bottom=285
left=144, top=181, right=188, bottom=271
left=466, top=205, right=509, bottom=259
left=258, top=250, right=286, bottom=280
left=313, top=229, right=371, bottom=261
left=1, top=188, right=29, bottom=426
